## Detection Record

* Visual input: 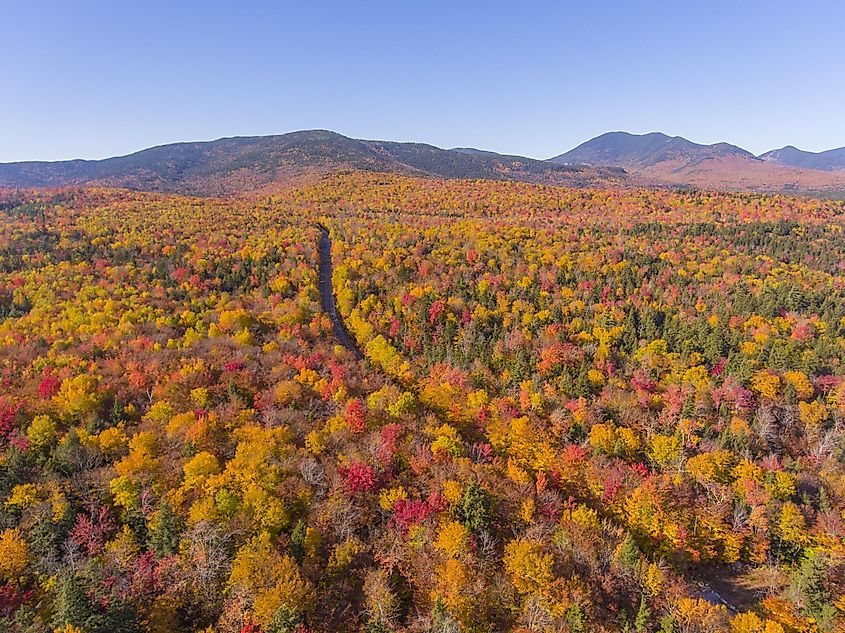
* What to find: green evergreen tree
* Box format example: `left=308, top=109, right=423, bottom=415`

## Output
left=792, top=550, right=835, bottom=627
left=617, top=533, right=642, bottom=570
left=566, top=603, right=586, bottom=633
left=659, top=614, right=677, bottom=633
left=53, top=575, right=97, bottom=632
left=150, top=500, right=184, bottom=557
left=635, top=595, right=651, bottom=632
left=456, top=480, right=492, bottom=534
left=267, top=605, right=305, bottom=633
left=290, top=519, right=307, bottom=562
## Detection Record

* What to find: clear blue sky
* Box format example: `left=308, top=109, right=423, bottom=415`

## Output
left=1, top=0, right=843, bottom=162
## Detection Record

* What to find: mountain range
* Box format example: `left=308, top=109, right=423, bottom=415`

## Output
left=1, top=129, right=844, bottom=198
left=551, top=132, right=756, bottom=169
left=550, top=131, right=845, bottom=196
left=759, top=145, right=845, bottom=171
left=0, top=130, right=623, bottom=196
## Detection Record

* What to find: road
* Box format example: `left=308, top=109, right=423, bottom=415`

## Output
left=317, top=224, right=364, bottom=359
left=695, top=581, right=737, bottom=614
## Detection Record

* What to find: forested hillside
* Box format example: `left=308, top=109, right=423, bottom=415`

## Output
left=0, top=131, right=624, bottom=195
left=0, top=176, right=844, bottom=632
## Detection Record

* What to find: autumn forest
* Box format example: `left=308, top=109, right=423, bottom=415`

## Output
left=1, top=172, right=845, bottom=633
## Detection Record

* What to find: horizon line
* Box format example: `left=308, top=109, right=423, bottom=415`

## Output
left=2, top=127, right=844, bottom=165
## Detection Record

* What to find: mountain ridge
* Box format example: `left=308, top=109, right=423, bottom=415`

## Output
left=0, top=130, right=624, bottom=196
left=759, top=145, right=845, bottom=171
left=2, top=129, right=845, bottom=198
left=549, top=131, right=757, bottom=169
left=548, top=131, right=845, bottom=197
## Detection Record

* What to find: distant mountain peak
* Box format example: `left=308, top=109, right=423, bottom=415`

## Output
left=548, top=131, right=845, bottom=196
left=759, top=145, right=845, bottom=171
left=550, top=131, right=754, bottom=169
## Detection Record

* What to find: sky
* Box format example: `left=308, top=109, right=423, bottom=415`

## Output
left=1, top=0, right=844, bottom=162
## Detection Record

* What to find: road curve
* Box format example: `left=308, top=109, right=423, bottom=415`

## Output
left=317, top=224, right=364, bottom=359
